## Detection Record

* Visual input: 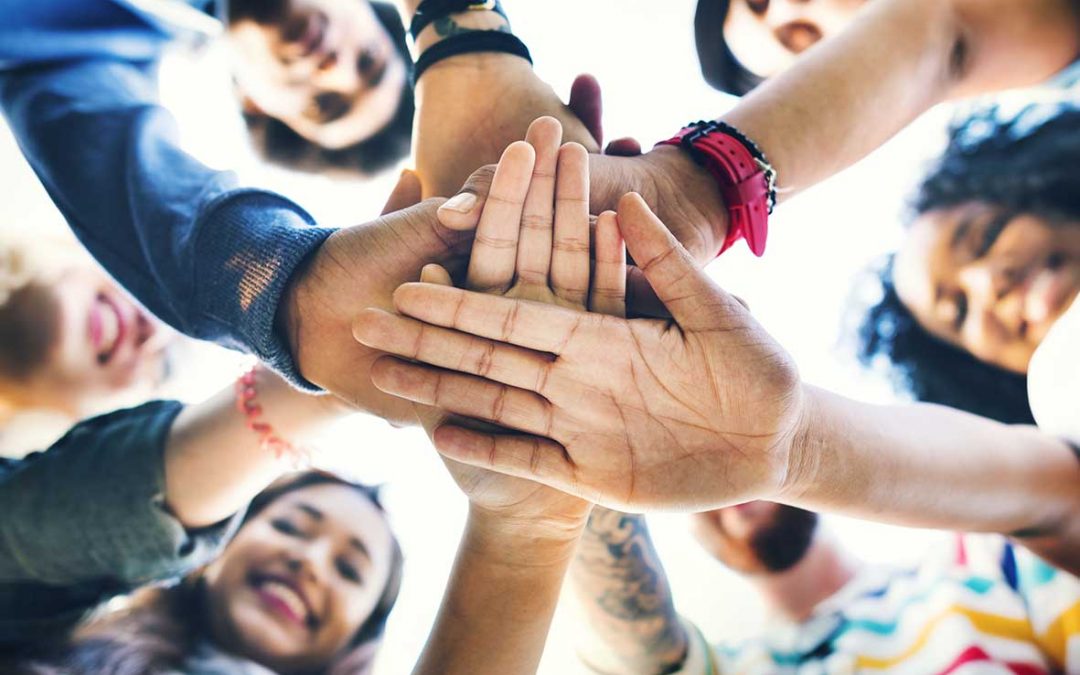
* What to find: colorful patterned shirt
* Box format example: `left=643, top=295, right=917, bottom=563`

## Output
left=676, top=535, right=1079, bottom=674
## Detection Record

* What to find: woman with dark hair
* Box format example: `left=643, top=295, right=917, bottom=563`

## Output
left=23, top=470, right=404, bottom=675
left=859, top=103, right=1080, bottom=429
left=227, top=0, right=416, bottom=176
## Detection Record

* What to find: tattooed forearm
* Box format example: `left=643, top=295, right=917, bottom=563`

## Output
left=571, top=508, right=688, bottom=674
left=433, top=15, right=510, bottom=38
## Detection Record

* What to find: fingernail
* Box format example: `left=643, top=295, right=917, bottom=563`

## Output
left=442, top=192, right=477, bottom=213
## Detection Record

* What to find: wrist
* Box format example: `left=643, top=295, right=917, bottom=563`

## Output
left=649, top=145, right=730, bottom=257
left=274, top=246, right=319, bottom=382
left=466, top=503, right=590, bottom=568
left=415, top=8, right=510, bottom=52
left=776, top=383, right=825, bottom=505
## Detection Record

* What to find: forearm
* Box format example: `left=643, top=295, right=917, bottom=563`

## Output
left=0, top=18, right=332, bottom=387
left=164, top=368, right=347, bottom=528
left=571, top=508, right=687, bottom=675
left=725, top=0, right=1080, bottom=199
left=783, top=385, right=1080, bottom=571
left=413, top=507, right=582, bottom=675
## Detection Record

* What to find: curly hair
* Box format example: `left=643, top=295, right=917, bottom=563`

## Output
left=18, top=471, right=403, bottom=675
left=857, top=105, right=1080, bottom=424
left=233, top=1, right=414, bottom=177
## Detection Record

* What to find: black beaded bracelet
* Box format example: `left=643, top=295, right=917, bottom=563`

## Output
left=410, top=0, right=507, bottom=42
left=682, top=119, right=777, bottom=213
left=412, top=30, right=532, bottom=85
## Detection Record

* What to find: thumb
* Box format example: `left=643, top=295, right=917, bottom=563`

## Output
left=616, top=193, right=741, bottom=331
left=381, top=169, right=424, bottom=215
left=437, top=164, right=495, bottom=232
left=568, top=74, right=603, bottom=146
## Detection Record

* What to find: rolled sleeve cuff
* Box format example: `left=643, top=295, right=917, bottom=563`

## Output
left=192, top=190, right=336, bottom=391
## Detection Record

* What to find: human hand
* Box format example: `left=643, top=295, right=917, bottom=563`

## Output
left=354, top=192, right=804, bottom=512
left=413, top=116, right=628, bottom=535
left=413, top=42, right=603, bottom=198
left=275, top=170, right=476, bottom=424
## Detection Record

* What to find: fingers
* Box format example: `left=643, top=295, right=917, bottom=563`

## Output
left=354, top=307, right=555, bottom=392
left=420, top=263, right=453, bottom=286
left=616, top=193, right=729, bottom=331
left=466, top=142, right=536, bottom=293
left=515, top=117, right=562, bottom=286
left=438, top=164, right=495, bottom=231
left=604, top=137, right=643, bottom=157
left=389, top=282, right=590, bottom=355
left=371, top=357, right=555, bottom=437
left=625, top=266, right=672, bottom=319
left=567, top=74, right=603, bottom=146
left=590, top=211, right=626, bottom=317
left=433, top=424, right=582, bottom=496
left=551, top=143, right=591, bottom=306
left=381, top=169, right=424, bottom=215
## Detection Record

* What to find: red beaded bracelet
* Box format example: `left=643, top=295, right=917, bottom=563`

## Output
left=235, top=366, right=309, bottom=466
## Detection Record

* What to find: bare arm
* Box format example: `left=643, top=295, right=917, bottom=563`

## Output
left=571, top=508, right=688, bottom=675
left=784, top=385, right=1080, bottom=573
left=412, top=508, right=584, bottom=675
left=164, top=367, right=346, bottom=528
left=588, top=0, right=1080, bottom=260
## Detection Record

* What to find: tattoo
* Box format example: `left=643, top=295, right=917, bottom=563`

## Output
left=572, top=508, right=688, bottom=672
left=433, top=16, right=510, bottom=38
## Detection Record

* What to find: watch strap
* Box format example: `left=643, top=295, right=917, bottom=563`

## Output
left=410, top=0, right=507, bottom=41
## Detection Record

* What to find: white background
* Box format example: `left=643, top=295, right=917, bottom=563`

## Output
left=0, top=0, right=963, bottom=671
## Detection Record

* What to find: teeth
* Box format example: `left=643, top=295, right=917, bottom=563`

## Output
left=261, top=580, right=308, bottom=619
left=99, top=299, right=120, bottom=357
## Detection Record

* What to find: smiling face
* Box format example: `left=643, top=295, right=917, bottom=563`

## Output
left=720, top=0, right=866, bottom=78
left=200, top=483, right=396, bottom=673
left=0, top=265, right=169, bottom=415
left=893, top=204, right=1080, bottom=374
left=228, top=0, right=408, bottom=150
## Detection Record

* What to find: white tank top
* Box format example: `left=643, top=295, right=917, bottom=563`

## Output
left=1028, top=296, right=1080, bottom=444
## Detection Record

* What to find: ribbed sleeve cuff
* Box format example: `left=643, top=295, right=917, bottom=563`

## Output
left=192, top=189, right=335, bottom=391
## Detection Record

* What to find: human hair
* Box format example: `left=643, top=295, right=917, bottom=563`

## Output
left=19, top=471, right=403, bottom=675
left=856, top=105, right=1080, bottom=424
left=232, top=1, right=415, bottom=177
left=694, top=0, right=764, bottom=96
left=0, top=241, right=59, bottom=385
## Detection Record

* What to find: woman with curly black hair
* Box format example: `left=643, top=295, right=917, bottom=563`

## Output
left=859, top=104, right=1080, bottom=435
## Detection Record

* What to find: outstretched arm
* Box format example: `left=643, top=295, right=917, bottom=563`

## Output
left=582, top=0, right=1080, bottom=261
left=354, top=194, right=1080, bottom=575
left=572, top=508, right=688, bottom=675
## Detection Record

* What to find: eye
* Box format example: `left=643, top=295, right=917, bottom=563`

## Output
left=336, top=559, right=363, bottom=584
left=953, top=293, right=969, bottom=332
left=746, top=0, right=769, bottom=16
left=271, top=519, right=302, bottom=537
left=974, top=214, right=1009, bottom=258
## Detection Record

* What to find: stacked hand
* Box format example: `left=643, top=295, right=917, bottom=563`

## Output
left=403, top=116, right=629, bottom=534
left=354, top=162, right=806, bottom=512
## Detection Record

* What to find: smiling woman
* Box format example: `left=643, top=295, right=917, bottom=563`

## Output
left=0, top=240, right=171, bottom=420
left=24, top=471, right=404, bottom=675
left=859, top=104, right=1080, bottom=423
left=227, top=0, right=415, bottom=176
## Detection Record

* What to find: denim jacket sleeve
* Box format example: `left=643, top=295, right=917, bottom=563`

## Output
left=0, top=401, right=242, bottom=646
left=0, top=0, right=334, bottom=389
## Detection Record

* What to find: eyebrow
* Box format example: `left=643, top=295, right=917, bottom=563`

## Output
left=297, top=503, right=324, bottom=521
left=949, top=215, right=975, bottom=252
left=349, top=537, right=371, bottom=561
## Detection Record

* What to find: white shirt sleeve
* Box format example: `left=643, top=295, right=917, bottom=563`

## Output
left=1028, top=296, right=1080, bottom=444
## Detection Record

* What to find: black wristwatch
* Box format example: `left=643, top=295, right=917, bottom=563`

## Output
left=410, top=0, right=507, bottom=41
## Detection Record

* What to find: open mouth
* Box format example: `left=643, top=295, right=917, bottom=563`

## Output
left=249, top=572, right=317, bottom=630
left=90, top=292, right=128, bottom=367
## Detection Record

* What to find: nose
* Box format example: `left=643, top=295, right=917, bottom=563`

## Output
left=286, top=539, right=335, bottom=584
left=765, top=0, right=814, bottom=25
left=314, top=50, right=362, bottom=93
left=958, top=262, right=1025, bottom=339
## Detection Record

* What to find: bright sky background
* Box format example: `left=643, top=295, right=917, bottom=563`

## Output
left=0, top=0, right=970, bottom=672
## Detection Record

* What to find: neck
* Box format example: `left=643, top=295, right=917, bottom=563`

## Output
left=750, top=533, right=857, bottom=623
